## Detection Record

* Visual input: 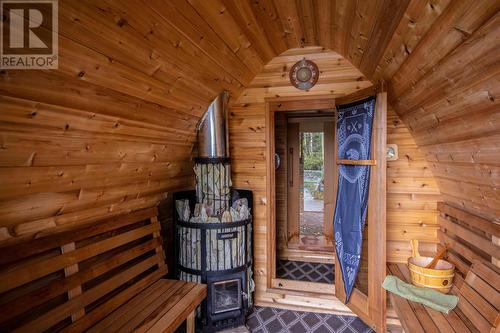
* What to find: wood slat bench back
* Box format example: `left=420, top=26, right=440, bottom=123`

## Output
left=437, top=202, right=500, bottom=275
left=453, top=260, right=500, bottom=332
left=0, top=207, right=167, bottom=332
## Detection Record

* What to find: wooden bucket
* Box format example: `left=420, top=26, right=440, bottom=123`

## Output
left=407, top=240, right=455, bottom=294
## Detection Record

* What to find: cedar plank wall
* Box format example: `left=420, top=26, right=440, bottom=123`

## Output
left=229, top=48, right=440, bottom=309
left=386, top=107, right=440, bottom=262
left=387, top=8, right=500, bottom=221
left=0, top=0, right=236, bottom=244
left=0, top=0, right=496, bottom=309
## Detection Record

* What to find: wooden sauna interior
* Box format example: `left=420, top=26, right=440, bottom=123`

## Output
left=0, top=0, right=499, bottom=332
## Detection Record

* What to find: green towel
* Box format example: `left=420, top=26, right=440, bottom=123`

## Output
left=383, top=275, right=458, bottom=314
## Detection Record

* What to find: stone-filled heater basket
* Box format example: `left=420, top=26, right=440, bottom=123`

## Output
left=173, top=187, right=253, bottom=332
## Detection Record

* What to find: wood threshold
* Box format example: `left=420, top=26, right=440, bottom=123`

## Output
left=285, top=239, right=335, bottom=252
left=278, top=248, right=334, bottom=264
left=271, top=278, right=335, bottom=295
left=255, top=299, right=354, bottom=317
left=284, top=245, right=335, bottom=252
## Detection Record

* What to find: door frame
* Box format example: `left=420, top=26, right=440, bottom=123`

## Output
left=265, top=92, right=387, bottom=332
left=265, top=96, right=336, bottom=295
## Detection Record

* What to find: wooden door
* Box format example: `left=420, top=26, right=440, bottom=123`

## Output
left=334, top=92, right=387, bottom=332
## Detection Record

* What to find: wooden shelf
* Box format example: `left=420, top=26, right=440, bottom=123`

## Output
left=337, top=159, right=377, bottom=166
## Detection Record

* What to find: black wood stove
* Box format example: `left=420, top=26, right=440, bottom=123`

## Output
left=173, top=158, right=253, bottom=332
left=173, top=92, right=254, bottom=332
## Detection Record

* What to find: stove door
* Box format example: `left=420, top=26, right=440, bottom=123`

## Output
left=211, top=278, right=242, bottom=315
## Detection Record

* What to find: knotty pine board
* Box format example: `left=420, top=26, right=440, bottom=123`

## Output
left=0, top=0, right=495, bottom=303
left=390, top=11, right=500, bottom=221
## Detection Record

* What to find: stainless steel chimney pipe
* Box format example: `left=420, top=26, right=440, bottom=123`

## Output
left=197, top=91, right=230, bottom=158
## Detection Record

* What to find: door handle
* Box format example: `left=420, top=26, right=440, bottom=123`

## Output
left=289, top=147, right=293, bottom=187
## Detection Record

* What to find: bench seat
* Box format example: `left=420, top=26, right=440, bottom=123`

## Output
left=0, top=207, right=206, bottom=333
left=388, top=262, right=499, bottom=333
left=89, top=279, right=206, bottom=333
left=388, top=203, right=500, bottom=333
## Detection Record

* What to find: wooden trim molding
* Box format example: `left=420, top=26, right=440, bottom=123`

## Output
left=265, top=96, right=336, bottom=295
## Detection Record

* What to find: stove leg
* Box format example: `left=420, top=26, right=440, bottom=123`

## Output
left=186, top=310, right=195, bottom=333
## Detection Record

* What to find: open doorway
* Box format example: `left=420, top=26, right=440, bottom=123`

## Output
left=275, top=111, right=335, bottom=285
left=266, top=94, right=387, bottom=330
left=300, top=129, right=325, bottom=242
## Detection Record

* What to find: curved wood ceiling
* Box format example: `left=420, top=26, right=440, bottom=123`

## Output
left=0, top=0, right=498, bottom=243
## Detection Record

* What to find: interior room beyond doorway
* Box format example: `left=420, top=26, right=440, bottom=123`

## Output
left=275, top=110, right=336, bottom=285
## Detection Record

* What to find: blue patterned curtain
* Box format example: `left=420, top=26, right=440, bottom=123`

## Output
left=334, top=96, right=375, bottom=302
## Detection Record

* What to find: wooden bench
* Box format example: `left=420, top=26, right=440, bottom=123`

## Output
left=388, top=203, right=500, bottom=333
left=388, top=260, right=499, bottom=333
left=0, top=207, right=206, bottom=333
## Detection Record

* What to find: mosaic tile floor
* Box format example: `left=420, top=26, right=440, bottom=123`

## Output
left=246, top=307, right=373, bottom=333
left=276, top=260, right=334, bottom=283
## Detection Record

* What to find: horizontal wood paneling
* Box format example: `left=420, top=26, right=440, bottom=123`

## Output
left=229, top=48, right=365, bottom=311
left=386, top=107, right=440, bottom=262
left=389, top=11, right=500, bottom=221
left=0, top=1, right=497, bottom=323
left=0, top=0, right=221, bottom=244
left=229, top=48, right=440, bottom=311
left=372, top=0, right=452, bottom=82
left=438, top=202, right=500, bottom=275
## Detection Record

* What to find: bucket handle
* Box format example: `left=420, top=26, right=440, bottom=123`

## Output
left=410, top=239, right=420, bottom=258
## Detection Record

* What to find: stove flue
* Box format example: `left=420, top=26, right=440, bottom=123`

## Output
left=174, top=91, right=253, bottom=332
